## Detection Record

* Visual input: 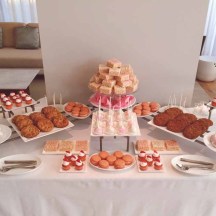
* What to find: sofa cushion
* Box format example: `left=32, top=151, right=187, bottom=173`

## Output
left=15, top=26, right=40, bottom=49
left=0, top=22, right=25, bottom=47
left=0, top=27, right=2, bottom=48
left=0, top=47, right=43, bottom=68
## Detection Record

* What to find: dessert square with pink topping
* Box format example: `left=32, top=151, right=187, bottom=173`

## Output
left=109, top=68, right=121, bottom=76
left=99, top=85, right=112, bottom=95
left=151, top=140, right=166, bottom=151
left=107, top=59, right=122, bottom=68
left=136, top=140, right=151, bottom=151
left=102, top=79, right=116, bottom=88
left=88, top=82, right=101, bottom=92
left=58, top=140, right=74, bottom=151
left=99, top=64, right=109, bottom=73
left=114, top=85, right=126, bottom=95
left=165, top=140, right=180, bottom=151
left=75, top=140, right=89, bottom=152
left=44, top=140, right=59, bottom=152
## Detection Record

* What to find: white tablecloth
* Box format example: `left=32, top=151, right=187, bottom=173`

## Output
left=0, top=106, right=216, bottom=216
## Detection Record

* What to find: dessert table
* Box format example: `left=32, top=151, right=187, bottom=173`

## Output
left=0, top=103, right=216, bottom=216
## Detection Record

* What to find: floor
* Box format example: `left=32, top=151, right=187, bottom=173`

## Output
left=29, top=75, right=213, bottom=106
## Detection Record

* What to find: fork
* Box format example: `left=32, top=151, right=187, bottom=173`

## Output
left=176, top=163, right=214, bottom=171
left=0, top=165, right=36, bottom=173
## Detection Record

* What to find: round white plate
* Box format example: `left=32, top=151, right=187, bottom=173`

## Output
left=204, top=132, right=216, bottom=152
left=89, top=152, right=135, bottom=172
left=0, top=154, right=42, bottom=175
left=132, top=102, right=160, bottom=117
left=0, top=124, right=12, bottom=144
left=63, top=103, right=92, bottom=119
left=171, top=155, right=216, bottom=176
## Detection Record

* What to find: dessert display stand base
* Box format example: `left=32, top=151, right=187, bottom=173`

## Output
left=99, top=136, right=130, bottom=152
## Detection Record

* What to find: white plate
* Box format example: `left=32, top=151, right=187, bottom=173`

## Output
left=60, top=156, right=88, bottom=173
left=133, top=142, right=183, bottom=155
left=0, top=124, right=12, bottom=144
left=171, top=155, right=216, bottom=176
left=135, top=156, right=164, bottom=173
left=132, top=102, right=160, bottom=117
left=89, top=94, right=136, bottom=110
left=1, top=99, right=37, bottom=112
left=0, top=154, right=42, bottom=175
left=89, top=152, right=135, bottom=172
left=63, top=103, right=92, bottom=119
left=7, top=112, right=74, bottom=142
left=203, top=132, right=216, bottom=152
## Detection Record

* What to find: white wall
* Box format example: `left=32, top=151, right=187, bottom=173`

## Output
left=37, top=0, right=209, bottom=106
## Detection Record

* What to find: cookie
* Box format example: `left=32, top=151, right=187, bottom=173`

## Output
left=36, top=119, right=54, bottom=132
left=114, top=159, right=125, bottom=169
left=153, top=113, right=171, bottom=126
left=98, top=159, right=109, bottom=169
left=29, top=112, right=46, bottom=123
left=45, top=111, right=61, bottom=120
left=106, top=155, right=116, bottom=166
left=16, top=118, right=33, bottom=131
left=99, top=151, right=109, bottom=160
left=52, top=115, right=69, bottom=128
left=90, top=155, right=101, bottom=166
left=122, top=154, right=134, bottom=165
left=41, top=106, right=58, bottom=114
left=113, top=150, right=123, bottom=159
left=21, top=125, right=40, bottom=138
left=12, top=115, right=30, bottom=125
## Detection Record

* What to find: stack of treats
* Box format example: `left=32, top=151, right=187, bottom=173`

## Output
left=88, top=59, right=139, bottom=95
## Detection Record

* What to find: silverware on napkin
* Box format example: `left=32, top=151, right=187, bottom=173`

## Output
left=4, top=160, right=37, bottom=165
left=0, top=165, right=36, bottom=173
left=180, top=158, right=214, bottom=166
left=176, top=163, right=216, bottom=171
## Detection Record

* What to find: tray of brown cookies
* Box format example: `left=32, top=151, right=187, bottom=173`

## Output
left=7, top=106, right=74, bottom=142
left=133, top=101, right=160, bottom=117
left=148, top=107, right=213, bottom=142
left=89, top=150, right=135, bottom=172
left=64, top=101, right=91, bottom=119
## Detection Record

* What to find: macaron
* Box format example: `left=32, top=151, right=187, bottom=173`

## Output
left=98, top=160, right=109, bottom=169
left=90, top=155, right=101, bottom=166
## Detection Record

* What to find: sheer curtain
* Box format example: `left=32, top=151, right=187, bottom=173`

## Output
left=202, top=0, right=216, bottom=56
left=0, top=0, right=38, bottom=23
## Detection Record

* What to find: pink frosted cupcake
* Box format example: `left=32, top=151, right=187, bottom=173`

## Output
left=5, top=101, right=13, bottom=110
left=15, top=98, right=22, bottom=107
left=152, top=150, right=160, bottom=161
left=78, top=150, right=86, bottom=161
left=25, top=96, right=32, bottom=104
left=146, top=155, right=153, bottom=166
left=21, top=93, right=28, bottom=101
left=64, top=151, right=73, bottom=160
left=138, top=151, right=146, bottom=162
left=70, top=155, right=78, bottom=166
left=9, top=92, right=16, bottom=100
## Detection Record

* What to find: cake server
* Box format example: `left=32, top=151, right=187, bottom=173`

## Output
left=180, top=158, right=214, bottom=166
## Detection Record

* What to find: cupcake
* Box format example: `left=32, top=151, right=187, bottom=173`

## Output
left=152, top=150, right=160, bottom=161
left=64, top=151, right=73, bottom=160
left=21, top=93, right=28, bottom=101
left=15, top=98, right=22, bottom=107
left=62, top=158, right=71, bottom=171
left=0, top=93, right=6, bottom=102
left=18, top=90, right=25, bottom=95
left=70, top=155, right=78, bottom=166
left=5, top=101, right=12, bottom=110
left=154, top=161, right=163, bottom=170
left=9, top=92, right=16, bottom=99
left=75, top=159, right=83, bottom=170
left=12, top=96, right=17, bottom=103
left=138, top=151, right=146, bottom=162
left=139, top=162, right=148, bottom=171
left=2, top=97, right=9, bottom=103
left=25, top=96, right=32, bottom=104
left=78, top=150, right=86, bottom=161
left=146, top=155, right=153, bottom=166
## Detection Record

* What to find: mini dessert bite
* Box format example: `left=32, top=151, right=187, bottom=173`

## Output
left=154, top=160, right=163, bottom=170
left=136, top=140, right=151, bottom=151
left=114, top=159, right=125, bottom=169
left=138, top=151, right=146, bottom=162
left=9, top=92, right=16, bottom=99
left=165, top=140, right=180, bottom=151
left=78, top=150, right=86, bottom=161
left=151, top=140, right=166, bottom=151
left=75, top=159, right=84, bottom=171
left=15, top=98, right=22, bottom=107
left=90, top=154, right=101, bottom=166
left=64, top=151, right=73, bottom=160
left=146, top=155, right=153, bottom=166
left=12, top=96, right=17, bottom=103
left=122, top=154, right=134, bottom=165
left=21, top=93, right=28, bottom=101
left=62, top=158, right=71, bottom=171
left=211, top=97, right=216, bottom=106
left=107, top=58, right=122, bottom=68
left=5, top=101, right=13, bottom=109
left=152, top=150, right=160, bottom=161
left=98, top=159, right=109, bottom=169
left=210, top=133, right=216, bottom=148
left=25, top=96, right=32, bottom=104
left=113, top=150, right=123, bottom=159
left=106, top=155, right=117, bottom=166
left=0, top=93, right=6, bottom=101
left=70, top=155, right=78, bottom=166
left=139, top=162, right=148, bottom=171
left=18, top=90, right=25, bottom=95
left=99, top=151, right=109, bottom=160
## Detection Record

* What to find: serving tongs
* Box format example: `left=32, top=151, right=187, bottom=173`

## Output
left=0, top=164, right=36, bottom=173
left=179, top=158, right=214, bottom=166
left=4, top=160, right=37, bottom=165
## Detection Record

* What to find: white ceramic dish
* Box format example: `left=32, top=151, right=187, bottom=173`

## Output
left=60, top=156, right=88, bottom=173
left=89, top=152, right=135, bottom=172
left=171, top=155, right=216, bottom=176
left=132, top=102, right=160, bottom=117
left=1, top=99, right=37, bottom=112
left=203, top=132, right=216, bottom=152
left=7, top=113, right=74, bottom=142
left=89, top=94, right=136, bottom=110
left=0, top=124, right=12, bottom=144
left=0, top=154, right=42, bottom=175
left=133, top=142, right=183, bottom=155
left=135, top=156, right=164, bottom=173
left=63, top=103, right=92, bottom=119
left=90, top=112, right=141, bottom=137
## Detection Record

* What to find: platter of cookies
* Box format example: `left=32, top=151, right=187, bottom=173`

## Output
left=89, top=151, right=135, bottom=172
left=8, top=106, right=74, bottom=142
left=148, top=107, right=213, bottom=141
left=133, top=101, right=160, bottom=117
left=134, top=139, right=183, bottom=155
left=42, top=140, right=89, bottom=154
left=0, top=91, right=37, bottom=111
left=64, top=101, right=91, bottom=119
left=60, top=151, right=88, bottom=173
